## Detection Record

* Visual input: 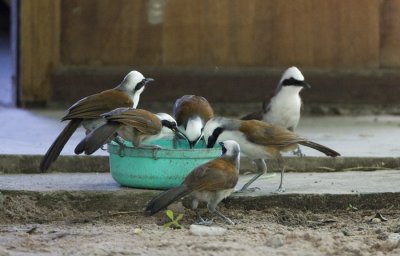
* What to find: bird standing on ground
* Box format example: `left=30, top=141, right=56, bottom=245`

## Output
left=203, top=117, right=340, bottom=192
left=75, top=108, right=186, bottom=156
left=39, top=70, right=154, bottom=172
left=173, top=95, right=214, bottom=148
left=146, top=140, right=240, bottom=225
left=242, top=66, right=310, bottom=156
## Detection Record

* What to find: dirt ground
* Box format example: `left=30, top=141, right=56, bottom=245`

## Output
left=0, top=202, right=400, bottom=256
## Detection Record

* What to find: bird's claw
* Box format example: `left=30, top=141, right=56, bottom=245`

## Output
left=151, top=146, right=162, bottom=160
left=223, top=218, right=235, bottom=225
left=195, top=218, right=214, bottom=226
left=274, top=187, right=286, bottom=193
left=117, top=145, right=126, bottom=157
left=292, top=148, right=305, bottom=157
left=136, top=144, right=163, bottom=159
left=235, top=187, right=261, bottom=193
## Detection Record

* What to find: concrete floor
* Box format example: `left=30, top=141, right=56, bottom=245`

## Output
left=1, top=107, right=399, bottom=157
left=0, top=171, right=399, bottom=194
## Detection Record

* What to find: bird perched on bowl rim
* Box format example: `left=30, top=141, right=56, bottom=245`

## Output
left=39, top=70, right=154, bottom=172
left=146, top=140, right=240, bottom=225
left=173, top=95, right=214, bottom=148
left=74, top=108, right=187, bottom=157
left=242, top=66, right=310, bottom=156
left=203, top=117, right=340, bottom=192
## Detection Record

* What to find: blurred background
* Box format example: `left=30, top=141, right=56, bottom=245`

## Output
left=0, top=0, right=400, bottom=114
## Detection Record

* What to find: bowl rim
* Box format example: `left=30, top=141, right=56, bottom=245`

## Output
left=107, top=139, right=221, bottom=158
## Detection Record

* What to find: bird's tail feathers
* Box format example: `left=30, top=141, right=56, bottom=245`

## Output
left=40, top=119, right=81, bottom=172
left=299, top=141, right=340, bottom=157
left=146, top=185, right=190, bottom=215
left=75, top=122, right=120, bottom=155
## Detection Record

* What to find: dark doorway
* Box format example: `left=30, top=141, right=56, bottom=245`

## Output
left=0, top=0, right=15, bottom=106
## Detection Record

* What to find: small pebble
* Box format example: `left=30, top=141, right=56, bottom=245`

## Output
left=342, top=230, right=353, bottom=236
left=377, top=233, right=388, bottom=240
left=388, top=233, right=400, bottom=242
left=371, top=218, right=381, bottom=224
left=190, top=225, right=226, bottom=236
left=265, top=236, right=284, bottom=248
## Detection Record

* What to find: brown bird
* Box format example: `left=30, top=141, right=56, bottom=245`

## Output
left=241, top=67, right=310, bottom=156
left=40, top=70, right=154, bottom=172
left=203, top=117, right=340, bottom=192
left=75, top=108, right=187, bottom=156
left=173, top=95, right=214, bottom=148
left=146, top=140, right=240, bottom=225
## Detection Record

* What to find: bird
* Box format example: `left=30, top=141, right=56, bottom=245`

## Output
left=203, top=117, right=340, bottom=192
left=173, top=95, right=214, bottom=148
left=39, top=70, right=154, bottom=172
left=74, top=108, right=187, bottom=156
left=241, top=66, right=310, bottom=156
left=146, top=140, right=240, bottom=225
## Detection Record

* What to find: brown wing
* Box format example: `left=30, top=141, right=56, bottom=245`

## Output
left=62, top=89, right=133, bottom=121
left=239, top=120, right=306, bottom=148
left=173, top=95, right=214, bottom=126
left=104, top=108, right=162, bottom=135
left=184, top=157, right=238, bottom=191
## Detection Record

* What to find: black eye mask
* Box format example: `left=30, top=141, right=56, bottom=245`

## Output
left=281, top=77, right=309, bottom=87
left=207, top=127, right=224, bottom=148
left=221, top=145, right=227, bottom=155
left=135, top=80, right=146, bottom=91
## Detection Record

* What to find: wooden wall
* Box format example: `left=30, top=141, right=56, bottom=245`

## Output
left=18, top=0, right=400, bottom=106
left=59, top=0, right=381, bottom=68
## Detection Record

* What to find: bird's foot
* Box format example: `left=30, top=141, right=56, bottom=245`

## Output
left=114, top=138, right=126, bottom=157
left=195, top=217, right=214, bottom=226
left=235, top=187, right=261, bottom=193
left=138, top=144, right=163, bottom=159
left=292, top=148, right=305, bottom=157
left=222, top=217, right=235, bottom=225
left=117, top=145, right=126, bottom=157
left=273, top=186, right=286, bottom=193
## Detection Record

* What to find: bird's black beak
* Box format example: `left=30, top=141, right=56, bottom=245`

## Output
left=302, top=81, right=311, bottom=88
left=188, top=136, right=204, bottom=149
left=189, top=141, right=195, bottom=149
left=173, top=128, right=191, bottom=146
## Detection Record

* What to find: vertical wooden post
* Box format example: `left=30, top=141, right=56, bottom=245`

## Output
left=19, top=0, right=60, bottom=106
left=380, top=0, right=400, bottom=67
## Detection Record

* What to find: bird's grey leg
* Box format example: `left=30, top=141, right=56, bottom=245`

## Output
left=238, top=159, right=267, bottom=192
left=275, top=155, right=286, bottom=193
left=292, top=145, right=305, bottom=157
left=113, top=136, right=126, bottom=156
left=213, top=209, right=235, bottom=225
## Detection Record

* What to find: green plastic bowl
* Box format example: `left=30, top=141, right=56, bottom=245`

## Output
left=108, top=139, right=221, bottom=189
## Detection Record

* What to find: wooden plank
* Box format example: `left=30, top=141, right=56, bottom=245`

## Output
left=163, top=0, right=380, bottom=68
left=19, top=0, right=60, bottom=105
left=380, top=0, right=400, bottom=67
left=60, top=0, right=163, bottom=66
left=51, top=67, right=400, bottom=105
